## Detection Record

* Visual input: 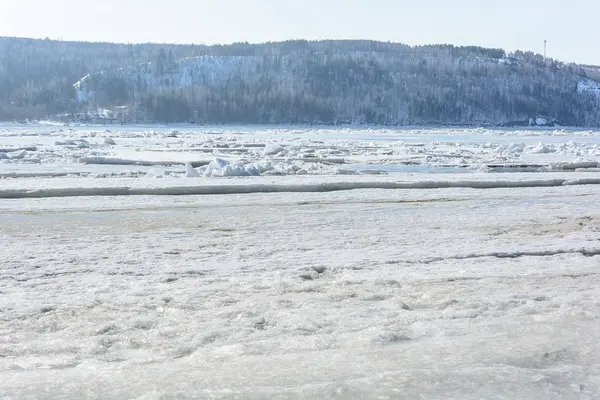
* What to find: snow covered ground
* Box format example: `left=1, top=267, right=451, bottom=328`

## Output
left=1, top=126, right=600, bottom=399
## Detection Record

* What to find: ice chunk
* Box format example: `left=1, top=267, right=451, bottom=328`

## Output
left=79, top=156, right=180, bottom=166
left=552, top=160, right=599, bottom=170
left=496, top=142, right=526, bottom=159
left=9, top=150, right=27, bottom=160
left=204, top=160, right=256, bottom=177
left=254, top=159, right=273, bottom=173
left=54, top=140, right=78, bottom=146
left=244, top=164, right=260, bottom=176
left=3, top=176, right=600, bottom=198
left=262, top=169, right=286, bottom=176
left=204, top=158, right=257, bottom=177
left=507, top=142, right=525, bottom=153
left=335, top=169, right=359, bottom=175
left=104, top=138, right=117, bottom=145
left=264, top=143, right=284, bottom=156
left=229, top=161, right=249, bottom=176
left=204, top=158, right=230, bottom=177
left=530, top=142, right=553, bottom=154
left=207, top=158, right=229, bottom=170
left=185, top=163, right=200, bottom=178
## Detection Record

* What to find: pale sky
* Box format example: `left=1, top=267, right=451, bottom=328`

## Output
left=1, top=0, right=598, bottom=65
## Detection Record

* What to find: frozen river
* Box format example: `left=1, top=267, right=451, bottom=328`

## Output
left=1, top=126, right=600, bottom=399
left=1, top=124, right=600, bottom=179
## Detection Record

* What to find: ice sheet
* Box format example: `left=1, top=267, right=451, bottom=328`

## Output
left=1, top=172, right=600, bottom=198
left=1, top=186, right=599, bottom=398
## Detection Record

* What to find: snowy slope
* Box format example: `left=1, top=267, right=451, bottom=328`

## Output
left=74, top=56, right=268, bottom=103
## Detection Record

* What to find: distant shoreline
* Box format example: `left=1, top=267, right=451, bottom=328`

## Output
left=1, top=120, right=597, bottom=132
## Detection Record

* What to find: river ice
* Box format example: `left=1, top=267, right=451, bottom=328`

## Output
left=1, top=126, right=600, bottom=399
left=2, top=125, right=600, bottom=179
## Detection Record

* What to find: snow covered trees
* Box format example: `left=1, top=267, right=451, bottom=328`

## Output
left=1, top=37, right=599, bottom=126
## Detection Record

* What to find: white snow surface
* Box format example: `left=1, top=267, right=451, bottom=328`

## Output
left=1, top=126, right=600, bottom=399
left=1, top=186, right=600, bottom=398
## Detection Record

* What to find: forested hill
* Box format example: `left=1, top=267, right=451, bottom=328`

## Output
left=1, top=37, right=600, bottom=126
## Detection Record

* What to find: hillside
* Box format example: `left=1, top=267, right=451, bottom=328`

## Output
left=1, top=37, right=600, bottom=126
